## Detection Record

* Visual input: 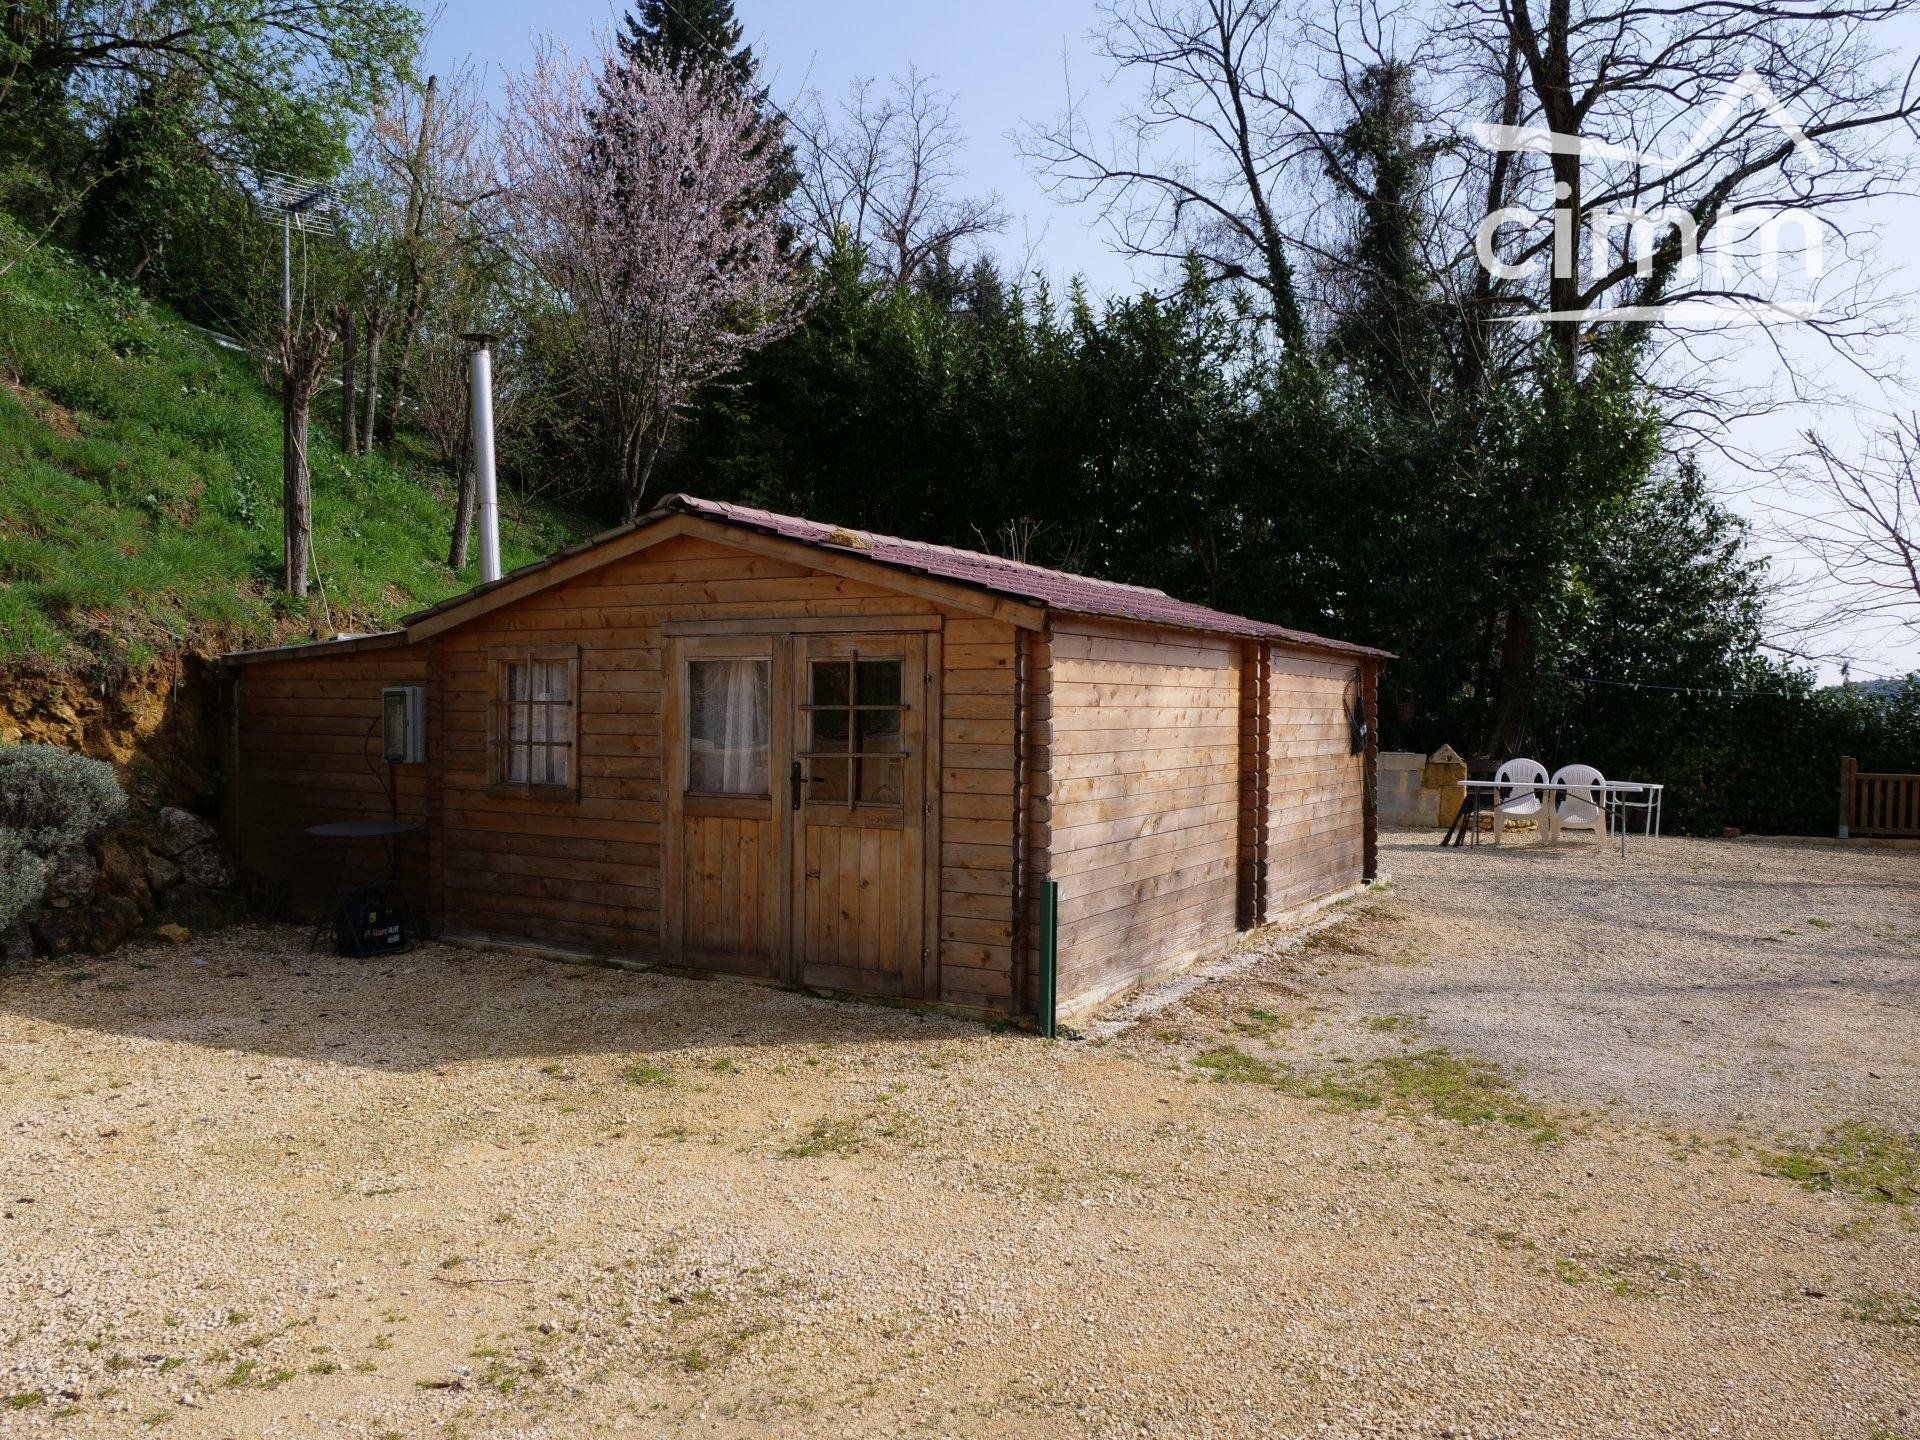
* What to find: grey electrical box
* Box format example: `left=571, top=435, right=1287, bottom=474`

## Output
left=380, top=685, right=427, bottom=764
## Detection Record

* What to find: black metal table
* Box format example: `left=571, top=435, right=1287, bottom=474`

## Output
left=306, top=818, right=422, bottom=954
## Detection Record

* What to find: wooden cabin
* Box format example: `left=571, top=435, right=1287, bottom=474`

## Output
left=222, top=495, right=1387, bottom=1022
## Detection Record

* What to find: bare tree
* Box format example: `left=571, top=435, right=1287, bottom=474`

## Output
left=357, top=298, right=387, bottom=454
left=1786, top=418, right=1920, bottom=646
left=1026, top=0, right=1920, bottom=749
left=346, top=66, right=494, bottom=451
left=1018, top=0, right=1327, bottom=347
left=276, top=318, right=338, bottom=596
left=332, top=302, right=358, bottom=453
left=499, top=42, right=805, bottom=519
left=792, top=69, right=1007, bottom=287
left=1023, top=0, right=1920, bottom=363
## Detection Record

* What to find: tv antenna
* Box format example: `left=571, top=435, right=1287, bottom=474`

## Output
left=254, top=171, right=337, bottom=325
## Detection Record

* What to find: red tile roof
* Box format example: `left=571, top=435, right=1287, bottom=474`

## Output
left=663, top=496, right=1388, bottom=657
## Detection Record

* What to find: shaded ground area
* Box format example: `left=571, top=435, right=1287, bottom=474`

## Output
left=1, top=837, right=1917, bottom=1439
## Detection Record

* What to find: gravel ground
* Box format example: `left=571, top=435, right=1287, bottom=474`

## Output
left=1347, top=831, right=1920, bottom=1139
left=2, top=837, right=1917, bottom=1439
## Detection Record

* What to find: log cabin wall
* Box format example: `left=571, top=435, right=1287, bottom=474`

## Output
left=422, top=533, right=1019, bottom=1010
left=1046, top=617, right=1245, bottom=1016
left=1262, top=646, right=1367, bottom=918
left=229, top=642, right=431, bottom=917
left=935, top=615, right=1021, bottom=1010
left=225, top=519, right=1380, bottom=1024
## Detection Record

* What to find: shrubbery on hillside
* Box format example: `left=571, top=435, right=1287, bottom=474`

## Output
left=0, top=742, right=126, bottom=929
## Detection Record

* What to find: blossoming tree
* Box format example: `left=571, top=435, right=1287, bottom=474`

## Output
left=501, top=42, right=803, bottom=519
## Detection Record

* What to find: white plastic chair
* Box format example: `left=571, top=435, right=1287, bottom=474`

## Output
left=1489, top=758, right=1548, bottom=844
left=1551, top=763, right=1608, bottom=842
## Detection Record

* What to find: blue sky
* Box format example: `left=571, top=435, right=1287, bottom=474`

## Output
left=426, top=1, right=1917, bottom=681
left=426, top=0, right=1133, bottom=291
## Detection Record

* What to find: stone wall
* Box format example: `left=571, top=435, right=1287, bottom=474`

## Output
left=1377, top=746, right=1468, bottom=829
left=4, top=806, right=239, bottom=966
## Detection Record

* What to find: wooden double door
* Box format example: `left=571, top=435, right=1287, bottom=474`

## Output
left=663, top=629, right=932, bottom=998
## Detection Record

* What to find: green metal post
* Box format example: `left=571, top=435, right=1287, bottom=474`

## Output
left=1039, top=878, right=1059, bottom=1039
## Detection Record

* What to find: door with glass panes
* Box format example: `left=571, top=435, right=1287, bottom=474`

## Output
left=665, top=630, right=928, bottom=996
left=666, top=634, right=787, bottom=976
left=790, top=633, right=927, bottom=997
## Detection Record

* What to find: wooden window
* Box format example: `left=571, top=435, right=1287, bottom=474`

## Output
left=489, top=645, right=578, bottom=793
left=687, top=657, right=770, bottom=795
left=803, top=656, right=905, bottom=808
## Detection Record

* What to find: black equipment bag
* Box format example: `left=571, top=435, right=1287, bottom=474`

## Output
left=334, top=884, right=406, bottom=956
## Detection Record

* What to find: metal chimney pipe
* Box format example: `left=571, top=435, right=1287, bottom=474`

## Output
left=463, top=332, right=501, bottom=583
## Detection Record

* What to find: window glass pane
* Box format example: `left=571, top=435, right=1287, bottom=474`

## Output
left=856, top=757, right=902, bottom=806
left=857, top=708, right=901, bottom=753
left=856, top=660, right=901, bottom=707
left=811, top=708, right=850, bottom=755
left=501, top=658, right=577, bottom=788
left=688, top=658, right=770, bottom=794
left=810, top=756, right=851, bottom=805
left=810, top=660, right=850, bottom=706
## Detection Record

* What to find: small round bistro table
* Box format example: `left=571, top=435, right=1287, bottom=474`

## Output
left=305, top=818, right=422, bottom=955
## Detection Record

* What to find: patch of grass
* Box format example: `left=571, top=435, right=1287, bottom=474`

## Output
left=1231, top=1007, right=1290, bottom=1038
left=1193, top=1044, right=1285, bottom=1086
left=1191, top=1046, right=1381, bottom=1109
left=1368, top=1048, right=1563, bottom=1143
left=1843, top=1292, right=1920, bottom=1327
left=221, top=1359, right=258, bottom=1387
left=0, top=216, right=591, bottom=665
left=1365, top=1013, right=1420, bottom=1034
left=1554, top=1258, right=1590, bottom=1285
left=1807, top=916, right=1835, bottom=929
left=620, top=1062, right=672, bottom=1087
left=783, top=1116, right=861, bottom=1157
left=1192, top=1043, right=1559, bottom=1141
left=5, top=1391, right=44, bottom=1410
left=59, top=969, right=96, bottom=984
left=1761, top=1122, right=1919, bottom=1204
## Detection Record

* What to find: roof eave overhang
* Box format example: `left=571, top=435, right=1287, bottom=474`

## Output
left=223, top=629, right=411, bottom=667
left=397, top=508, right=1050, bottom=644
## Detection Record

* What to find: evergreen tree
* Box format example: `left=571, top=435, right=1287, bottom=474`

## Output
left=616, top=0, right=755, bottom=88
left=607, top=0, right=797, bottom=213
left=1326, top=60, right=1447, bottom=415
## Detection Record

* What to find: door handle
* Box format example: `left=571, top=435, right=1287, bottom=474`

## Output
left=791, top=759, right=803, bottom=810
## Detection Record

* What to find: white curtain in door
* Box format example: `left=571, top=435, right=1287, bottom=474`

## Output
left=689, top=658, right=769, bottom=795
